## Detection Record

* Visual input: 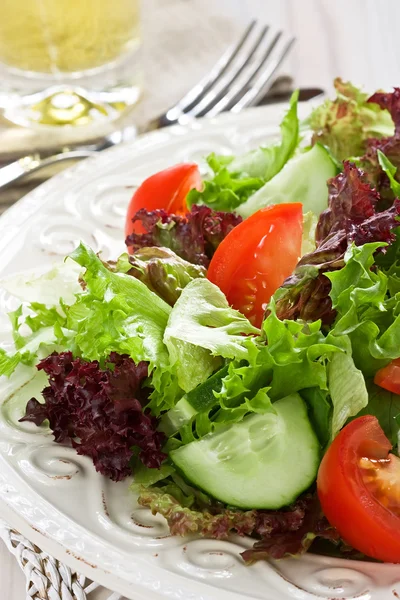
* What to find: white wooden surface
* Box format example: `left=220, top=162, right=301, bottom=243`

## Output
left=1, top=0, right=400, bottom=597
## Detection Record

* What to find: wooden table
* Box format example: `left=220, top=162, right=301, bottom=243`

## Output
left=1, top=0, right=400, bottom=596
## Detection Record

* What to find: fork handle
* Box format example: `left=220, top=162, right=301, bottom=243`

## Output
left=0, top=150, right=97, bottom=190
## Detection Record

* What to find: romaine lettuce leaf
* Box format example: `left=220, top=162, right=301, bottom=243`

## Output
left=328, top=347, right=368, bottom=440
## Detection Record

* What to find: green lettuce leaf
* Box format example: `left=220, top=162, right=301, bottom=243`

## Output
left=300, top=388, right=332, bottom=447
left=374, top=228, right=400, bottom=272
left=301, top=211, right=318, bottom=256
left=327, top=242, right=400, bottom=375
left=328, top=346, right=368, bottom=440
left=131, top=461, right=175, bottom=487
left=0, top=244, right=181, bottom=413
left=69, top=243, right=172, bottom=367
left=163, top=278, right=259, bottom=392
left=187, top=154, right=264, bottom=212
left=172, top=303, right=345, bottom=444
left=307, top=78, right=394, bottom=161
left=0, top=260, right=83, bottom=376
left=187, top=91, right=299, bottom=211
left=262, top=304, right=345, bottom=400
left=227, top=90, right=300, bottom=179
left=178, top=385, right=275, bottom=445
left=0, top=326, right=69, bottom=377
left=236, top=143, right=337, bottom=220
left=126, top=246, right=206, bottom=305
left=0, top=348, right=34, bottom=376
left=377, top=150, right=400, bottom=196
left=70, top=243, right=185, bottom=414
left=356, top=380, right=400, bottom=446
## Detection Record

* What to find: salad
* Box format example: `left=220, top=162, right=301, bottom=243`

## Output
left=2, top=78, right=400, bottom=564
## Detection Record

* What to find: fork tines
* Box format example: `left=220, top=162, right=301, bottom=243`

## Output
left=164, top=21, right=295, bottom=125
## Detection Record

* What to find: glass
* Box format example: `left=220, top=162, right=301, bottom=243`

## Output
left=0, top=0, right=141, bottom=128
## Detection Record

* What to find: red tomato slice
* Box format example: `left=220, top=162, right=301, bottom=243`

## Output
left=374, top=358, right=400, bottom=394
left=125, top=163, right=202, bottom=249
left=318, top=416, right=400, bottom=562
left=207, top=203, right=303, bottom=328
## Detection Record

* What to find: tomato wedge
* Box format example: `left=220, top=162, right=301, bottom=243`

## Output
left=374, top=358, right=400, bottom=394
left=207, top=203, right=303, bottom=328
left=318, top=416, right=400, bottom=562
left=125, top=163, right=202, bottom=248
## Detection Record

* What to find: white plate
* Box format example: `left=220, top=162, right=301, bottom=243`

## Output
left=0, top=104, right=399, bottom=600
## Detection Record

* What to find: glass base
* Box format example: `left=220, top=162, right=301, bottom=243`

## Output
left=0, top=47, right=142, bottom=129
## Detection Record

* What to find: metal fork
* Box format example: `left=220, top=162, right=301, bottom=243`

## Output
left=0, top=21, right=295, bottom=191
left=152, top=20, right=295, bottom=127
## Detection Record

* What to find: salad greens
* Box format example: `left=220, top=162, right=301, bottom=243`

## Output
left=307, top=78, right=394, bottom=161
left=2, top=80, right=400, bottom=563
left=187, top=90, right=300, bottom=211
left=236, top=143, right=337, bottom=219
left=125, top=204, right=242, bottom=267
left=125, top=246, right=206, bottom=306
left=164, top=278, right=258, bottom=392
left=328, top=349, right=368, bottom=441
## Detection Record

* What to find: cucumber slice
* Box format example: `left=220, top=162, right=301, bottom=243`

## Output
left=170, top=394, right=320, bottom=509
left=159, top=365, right=229, bottom=436
left=236, top=144, right=337, bottom=219
left=186, top=365, right=229, bottom=412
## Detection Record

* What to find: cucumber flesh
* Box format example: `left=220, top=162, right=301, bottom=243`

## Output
left=170, top=394, right=320, bottom=510
left=236, top=144, right=337, bottom=219
left=186, top=365, right=229, bottom=412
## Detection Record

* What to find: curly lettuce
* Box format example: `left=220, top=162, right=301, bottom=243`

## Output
left=308, top=78, right=394, bottom=161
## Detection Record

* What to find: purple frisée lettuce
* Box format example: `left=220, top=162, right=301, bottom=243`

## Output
left=20, top=352, right=166, bottom=481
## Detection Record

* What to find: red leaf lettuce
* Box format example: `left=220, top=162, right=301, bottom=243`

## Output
left=20, top=352, right=166, bottom=481
left=275, top=162, right=400, bottom=324
left=125, top=205, right=242, bottom=267
left=138, top=487, right=339, bottom=561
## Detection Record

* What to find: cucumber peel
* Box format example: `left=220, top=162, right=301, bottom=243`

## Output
left=170, top=394, right=320, bottom=509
